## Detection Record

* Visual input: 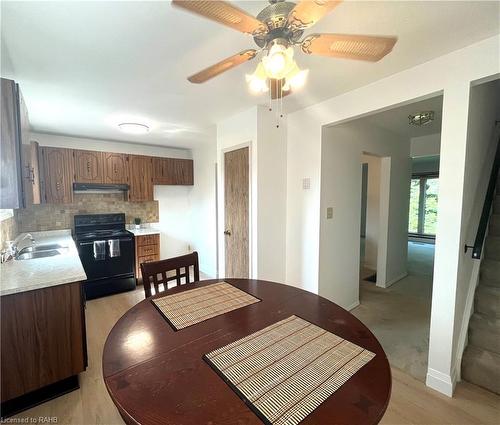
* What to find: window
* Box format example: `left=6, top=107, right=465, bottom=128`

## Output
left=408, top=175, right=439, bottom=236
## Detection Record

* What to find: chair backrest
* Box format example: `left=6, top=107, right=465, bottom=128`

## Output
left=140, top=251, right=200, bottom=298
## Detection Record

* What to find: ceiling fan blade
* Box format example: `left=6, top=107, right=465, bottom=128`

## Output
left=188, top=49, right=257, bottom=84
left=172, top=0, right=267, bottom=36
left=270, top=79, right=291, bottom=100
left=301, top=33, right=397, bottom=61
left=288, top=0, right=342, bottom=30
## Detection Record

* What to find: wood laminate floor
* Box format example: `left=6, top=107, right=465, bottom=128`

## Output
left=12, top=286, right=500, bottom=425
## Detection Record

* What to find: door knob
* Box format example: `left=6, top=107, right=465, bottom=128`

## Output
left=224, top=230, right=231, bottom=236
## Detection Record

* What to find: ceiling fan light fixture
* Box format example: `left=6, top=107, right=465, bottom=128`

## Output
left=288, top=68, right=309, bottom=90
left=262, top=42, right=294, bottom=79
left=118, top=122, right=150, bottom=134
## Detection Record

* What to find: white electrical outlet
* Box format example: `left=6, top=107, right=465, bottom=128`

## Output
left=326, top=207, right=333, bottom=219
left=302, top=178, right=311, bottom=190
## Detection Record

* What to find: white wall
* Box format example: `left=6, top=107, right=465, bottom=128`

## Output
left=32, top=131, right=219, bottom=277
left=319, top=122, right=410, bottom=309
left=256, top=106, right=287, bottom=282
left=189, top=136, right=218, bottom=277
left=452, top=80, right=500, bottom=380
left=410, top=133, right=441, bottom=157
left=216, top=107, right=258, bottom=278
left=216, top=106, right=287, bottom=282
left=361, top=154, right=382, bottom=271
left=286, top=35, right=500, bottom=395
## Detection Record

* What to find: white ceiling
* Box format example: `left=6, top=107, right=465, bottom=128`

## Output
left=363, top=95, right=443, bottom=138
left=1, top=1, right=499, bottom=148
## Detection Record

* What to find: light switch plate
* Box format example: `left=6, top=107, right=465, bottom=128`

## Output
left=326, top=207, right=333, bottom=219
left=302, top=178, right=311, bottom=190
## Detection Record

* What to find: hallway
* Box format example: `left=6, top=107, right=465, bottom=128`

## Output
left=353, top=241, right=434, bottom=381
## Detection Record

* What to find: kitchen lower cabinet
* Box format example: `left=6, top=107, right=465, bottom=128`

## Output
left=135, top=234, right=160, bottom=282
left=0, top=282, right=87, bottom=408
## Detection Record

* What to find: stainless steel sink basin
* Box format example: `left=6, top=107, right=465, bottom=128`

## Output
left=16, top=250, right=62, bottom=260
left=17, top=244, right=66, bottom=256
left=35, top=243, right=64, bottom=251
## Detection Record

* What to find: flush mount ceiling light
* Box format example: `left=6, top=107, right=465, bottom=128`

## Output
left=172, top=0, right=398, bottom=104
left=118, top=123, right=150, bottom=134
left=408, top=111, right=435, bottom=126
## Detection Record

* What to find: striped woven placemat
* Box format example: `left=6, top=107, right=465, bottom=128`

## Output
left=152, top=282, right=260, bottom=331
left=204, top=315, right=375, bottom=425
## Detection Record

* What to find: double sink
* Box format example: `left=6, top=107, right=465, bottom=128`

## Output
left=16, top=243, right=69, bottom=261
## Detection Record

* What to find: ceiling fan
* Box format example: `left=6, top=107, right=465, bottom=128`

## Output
left=172, top=0, right=397, bottom=99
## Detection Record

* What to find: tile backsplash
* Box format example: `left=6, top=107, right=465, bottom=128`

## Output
left=15, top=193, right=159, bottom=233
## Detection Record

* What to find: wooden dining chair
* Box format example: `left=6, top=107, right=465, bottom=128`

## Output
left=140, top=251, right=200, bottom=298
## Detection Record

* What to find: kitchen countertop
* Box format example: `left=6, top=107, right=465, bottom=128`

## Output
left=0, top=230, right=87, bottom=297
left=128, top=227, right=161, bottom=236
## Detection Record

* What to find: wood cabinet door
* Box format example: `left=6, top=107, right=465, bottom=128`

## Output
left=1, top=282, right=85, bottom=402
left=74, top=149, right=104, bottom=183
left=104, top=152, right=129, bottom=184
left=128, top=155, right=153, bottom=202
left=21, top=141, right=41, bottom=207
left=153, top=158, right=193, bottom=185
left=41, top=147, right=74, bottom=203
left=0, top=78, right=23, bottom=209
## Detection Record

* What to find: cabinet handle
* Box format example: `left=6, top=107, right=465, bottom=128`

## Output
left=86, top=161, right=91, bottom=172
left=30, top=167, right=35, bottom=184
left=114, top=165, right=117, bottom=174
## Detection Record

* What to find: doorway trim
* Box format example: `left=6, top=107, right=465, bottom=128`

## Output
left=218, top=141, right=253, bottom=279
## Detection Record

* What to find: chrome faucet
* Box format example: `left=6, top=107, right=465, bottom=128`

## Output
left=11, top=233, right=36, bottom=255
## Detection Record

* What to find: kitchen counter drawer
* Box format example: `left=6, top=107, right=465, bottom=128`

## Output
left=137, top=244, right=158, bottom=257
left=136, top=234, right=159, bottom=247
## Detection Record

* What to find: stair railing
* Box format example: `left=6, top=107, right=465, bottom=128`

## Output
left=464, top=121, right=500, bottom=259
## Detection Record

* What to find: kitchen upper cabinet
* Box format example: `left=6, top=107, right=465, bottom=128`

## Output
left=153, top=158, right=194, bottom=185
left=21, top=141, right=41, bottom=207
left=1, top=78, right=24, bottom=209
left=128, top=155, right=153, bottom=202
left=40, top=147, right=74, bottom=204
left=74, top=149, right=104, bottom=183
left=104, top=152, right=129, bottom=184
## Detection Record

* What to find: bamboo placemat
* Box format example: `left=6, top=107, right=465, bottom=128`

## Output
left=152, top=282, right=260, bottom=331
left=204, top=315, right=375, bottom=425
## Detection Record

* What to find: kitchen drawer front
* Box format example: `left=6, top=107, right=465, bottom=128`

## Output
left=137, top=254, right=160, bottom=271
left=136, top=234, right=159, bottom=247
left=137, top=244, right=159, bottom=257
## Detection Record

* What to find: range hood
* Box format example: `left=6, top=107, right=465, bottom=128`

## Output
left=73, top=183, right=129, bottom=192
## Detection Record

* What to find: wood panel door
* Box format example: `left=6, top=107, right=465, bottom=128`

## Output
left=0, top=78, right=23, bottom=209
left=104, top=152, right=129, bottom=184
left=153, top=158, right=194, bottom=185
left=128, top=155, right=153, bottom=202
left=74, top=149, right=104, bottom=183
left=224, top=147, right=249, bottom=278
left=41, top=147, right=74, bottom=204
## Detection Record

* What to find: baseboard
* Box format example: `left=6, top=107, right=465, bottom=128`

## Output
left=426, top=368, right=455, bottom=397
left=377, top=272, right=408, bottom=289
left=346, top=300, right=360, bottom=311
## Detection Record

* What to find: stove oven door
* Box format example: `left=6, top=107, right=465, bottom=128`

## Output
left=77, top=237, right=135, bottom=281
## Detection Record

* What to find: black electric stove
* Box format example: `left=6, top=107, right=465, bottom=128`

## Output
left=74, top=213, right=136, bottom=299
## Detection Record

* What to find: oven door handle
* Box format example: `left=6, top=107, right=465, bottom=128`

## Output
left=79, top=238, right=132, bottom=246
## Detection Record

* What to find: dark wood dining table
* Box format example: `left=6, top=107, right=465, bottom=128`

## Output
left=102, top=279, right=391, bottom=425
